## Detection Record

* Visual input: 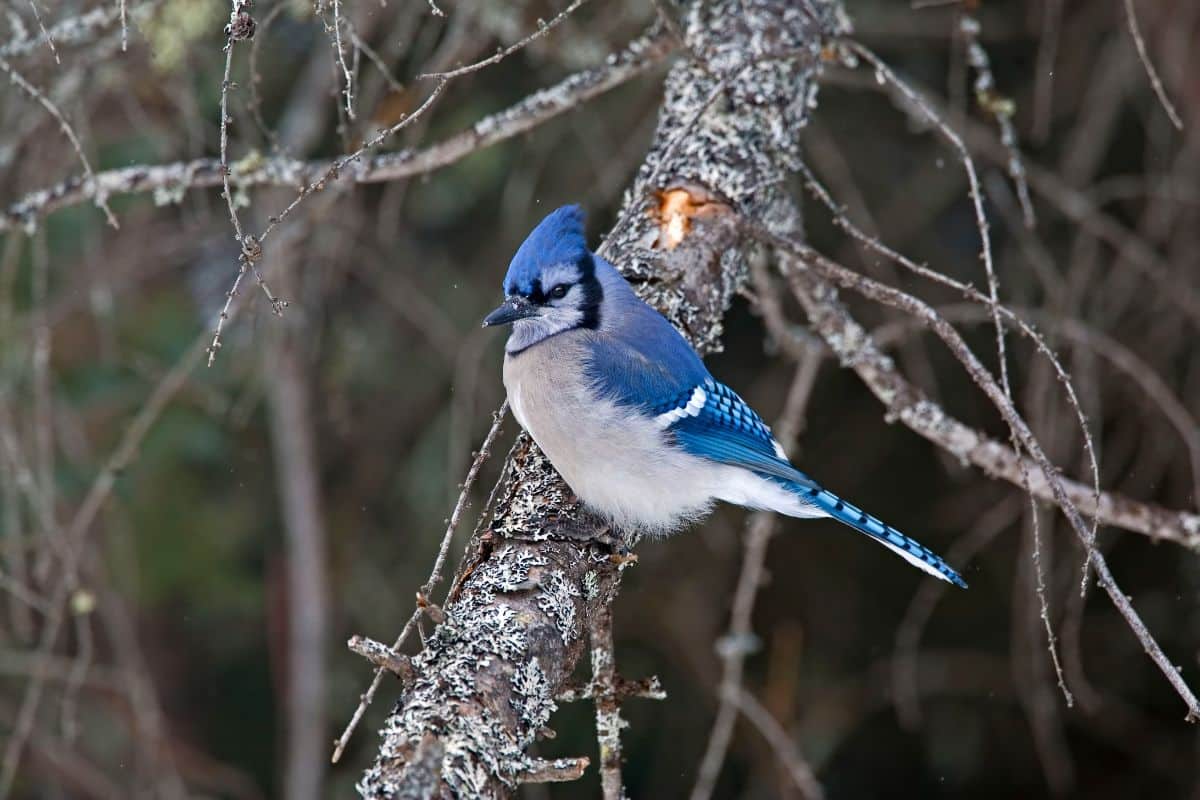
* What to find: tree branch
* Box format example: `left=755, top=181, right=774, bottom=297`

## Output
left=756, top=243, right=1200, bottom=549
left=1, top=27, right=673, bottom=233
left=357, top=2, right=830, bottom=795
left=766, top=237, right=1200, bottom=720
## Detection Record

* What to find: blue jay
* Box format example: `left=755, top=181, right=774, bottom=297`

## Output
left=483, top=205, right=966, bottom=588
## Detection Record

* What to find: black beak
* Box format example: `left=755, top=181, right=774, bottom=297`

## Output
left=482, top=295, right=537, bottom=327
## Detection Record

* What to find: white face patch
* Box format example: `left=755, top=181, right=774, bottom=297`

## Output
left=653, top=386, right=707, bottom=428
left=504, top=262, right=593, bottom=353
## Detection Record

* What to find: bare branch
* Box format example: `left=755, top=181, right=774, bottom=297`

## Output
left=873, top=305, right=1200, bottom=514
left=1, top=27, right=672, bottom=234
left=764, top=233, right=1200, bottom=721
left=25, top=0, right=58, bottom=63
left=348, top=636, right=415, bottom=683
left=690, top=336, right=821, bottom=800
left=332, top=402, right=510, bottom=763
left=733, top=688, right=824, bottom=800
left=419, top=0, right=590, bottom=80
left=828, top=64, right=1200, bottom=329
left=518, top=757, right=590, bottom=784
left=0, top=54, right=116, bottom=227
left=329, top=0, right=355, bottom=119
left=210, top=0, right=284, bottom=366
left=264, top=281, right=331, bottom=800
left=1120, top=0, right=1183, bottom=130
left=0, top=2, right=154, bottom=59
left=959, top=14, right=1035, bottom=227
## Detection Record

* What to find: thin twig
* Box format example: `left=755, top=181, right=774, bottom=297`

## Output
left=0, top=54, right=116, bottom=228
left=60, top=606, right=94, bottom=743
left=0, top=567, right=50, bottom=615
left=419, top=0, right=589, bottom=80
left=893, top=498, right=1021, bottom=728
left=690, top=343, right=822, bottom=800
left=769, top=233, right=1200, bottom=722
left=689, top=513, right=776, bottom=800
left=26, top=0, right=58, bottom=63
left=29, top=228, right=64, bottom=584
left=809, top=73, right=1200, bottom=328
left=329, top=0, right=355, bottom=120
left=949, top=14, right=1074, bottom=702
left=733, top=688, right=824, bottom=800
left=247, top=2, right=286, bottom=151
left=0, top=316, right=230, bottom=797
left=211, top=0, right=285, bottom=366
left=0, top=234, right=30, bottom=644
left=331, top=401, right=508, bottom=763
left=1120, top=0, right=1183, bottom=130
left=960, top=14, right=1035, bottom=227
left=0, top=2, right=154, bottom=59
left=812, top=54, right=1104, bottom=594
left=348, top=22, right=404, bottom=93
left=0, top=576, right=71, bottom=797
left=254, top=78, right=447, bottom=249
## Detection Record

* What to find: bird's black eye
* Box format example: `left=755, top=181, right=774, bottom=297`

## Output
left=548, top=283, right=570, bottom=300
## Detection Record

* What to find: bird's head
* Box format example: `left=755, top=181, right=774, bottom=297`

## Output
left=483, top=205, right=604, bottom=353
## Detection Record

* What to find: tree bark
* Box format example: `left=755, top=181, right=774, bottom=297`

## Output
left=358, top=2, right=833, bottom=797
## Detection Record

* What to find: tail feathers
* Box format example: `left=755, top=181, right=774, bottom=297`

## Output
left=791, top=482, right=967, bottom=588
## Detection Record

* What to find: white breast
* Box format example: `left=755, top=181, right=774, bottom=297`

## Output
left=502, top=336, right=716, bottom=533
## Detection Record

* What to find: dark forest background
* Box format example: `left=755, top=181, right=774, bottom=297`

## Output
left=1, top=0, right=1199, bottom=797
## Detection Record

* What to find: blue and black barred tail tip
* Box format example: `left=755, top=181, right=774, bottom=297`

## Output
left=794, top=483, right=968, bottom=588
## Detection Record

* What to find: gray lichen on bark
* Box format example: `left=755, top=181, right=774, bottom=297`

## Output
left=359, top=2, right=834, bottom=796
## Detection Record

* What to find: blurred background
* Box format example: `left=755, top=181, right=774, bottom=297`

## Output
left=1, top=0, right=1199, bottom=797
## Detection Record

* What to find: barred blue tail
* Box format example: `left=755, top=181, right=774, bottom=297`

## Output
left=791, top=482, right=967, bottom=588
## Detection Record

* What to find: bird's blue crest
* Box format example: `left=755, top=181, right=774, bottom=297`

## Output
left=503, top=205, right=590, bottom=296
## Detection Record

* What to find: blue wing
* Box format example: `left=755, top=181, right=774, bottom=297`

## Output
left=579, top=304, right=812, bottom=487
left=581, top=301, right=709, bottom=412
left=666, top=378, right=818, bottom=489
left=580, top=313, right=966, bottom=588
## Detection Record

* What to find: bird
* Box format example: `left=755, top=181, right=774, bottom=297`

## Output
left=482, top=205, right=966, bottom=588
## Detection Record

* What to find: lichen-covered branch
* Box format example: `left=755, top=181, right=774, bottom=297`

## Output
left=357, top=1, right=832, bottom=796
left=769, top=246, right=1200, bottom=550
left=772, top=242, right=1200, bottom=720
left=1, top=27, right=672, bottom=234
left=587, top=568, right=627, bottom=800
